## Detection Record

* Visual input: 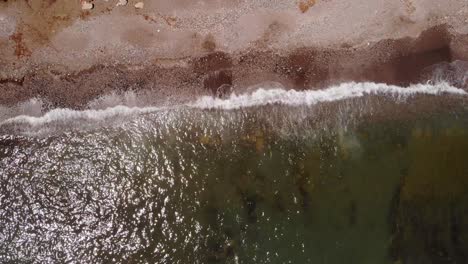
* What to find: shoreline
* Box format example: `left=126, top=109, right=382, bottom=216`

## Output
left=1, top=1, right=467, bottom=108
left=1, top=83, right=467, bottom=136
left=0, top=25, right=467, bottom=109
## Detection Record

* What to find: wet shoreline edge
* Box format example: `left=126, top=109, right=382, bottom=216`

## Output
left=0, top=25, right=467, bottom=109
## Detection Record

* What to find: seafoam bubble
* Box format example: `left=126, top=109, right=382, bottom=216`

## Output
left=0, top=98, right=44, bottom=123
left=189, top=82, right=466, bottom=110
left=0, top=105, right=164, bottom=127
left=0, top=82, right=466, bottom=129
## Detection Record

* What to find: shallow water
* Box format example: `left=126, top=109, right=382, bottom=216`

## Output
left=1, top=84, right=468, bottom=263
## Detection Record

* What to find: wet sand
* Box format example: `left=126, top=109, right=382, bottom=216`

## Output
left=0, top=0, right=467, bottom=108
left=1, top=3, right=468, bottom=263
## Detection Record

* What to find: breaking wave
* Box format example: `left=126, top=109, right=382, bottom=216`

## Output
left=190, top=82, right=466, bottom=110
left=0, top=82, right=466, bottom=127
left=0, top=105, right=165, bottom=127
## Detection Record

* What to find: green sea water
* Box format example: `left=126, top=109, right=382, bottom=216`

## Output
left=1, top=99, right=468, bottom=264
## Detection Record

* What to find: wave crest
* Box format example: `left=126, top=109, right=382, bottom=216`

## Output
left=0, top=82, right=466, bottom=127
left=190, top=82, right=466, bottom=110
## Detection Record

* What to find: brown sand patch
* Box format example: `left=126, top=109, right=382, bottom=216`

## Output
left=203, top=70, right=232, bottom=94
left=254, top=20, right=288, bottom=48
left=9, top=31, right=31, bottom=58
left=192, top=51, right=233, bottom=74
left=202, top=34, right=217, bottom=52
left=298, top=0, right=316, bottom=13
left=161, top=15, right=177, bottom=27
left=122, top=27, right=156, bottom=48
left=1, top=0, right=116, bottom=58
left=0, top=25, right=466, bottom=108
left=401, top=0, right=416, bottom=14
left=275, top=48, right=329, bottom=88
left=142, top=13, right=177, bottom=27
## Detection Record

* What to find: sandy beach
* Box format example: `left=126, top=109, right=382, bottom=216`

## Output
left=0, top=0, right=467, bottom=107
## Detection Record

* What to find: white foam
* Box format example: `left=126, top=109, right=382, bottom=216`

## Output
left=0, top=98, right=44, bottom=122
left=1, top=105, right=163, bottom=127
left=0, top=82, right=466, bottom=127
left=189, top=82, right=466, bottom=110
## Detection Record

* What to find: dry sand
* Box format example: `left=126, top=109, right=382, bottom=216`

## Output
left=0, top=0, right=467, bottom=107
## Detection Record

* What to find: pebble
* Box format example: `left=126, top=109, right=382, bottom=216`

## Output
left=81, top=1, right=94, bottom=10
left=116, top=0, right=128, bottom=6
left=134, top=2, right=144, bottom=9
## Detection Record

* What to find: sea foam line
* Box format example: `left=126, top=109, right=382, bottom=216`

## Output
left=0, top=82, right=466, bottom=126
left=189, top=82, right=466, bottom=110
left=1, top=105, right=165, bottom=126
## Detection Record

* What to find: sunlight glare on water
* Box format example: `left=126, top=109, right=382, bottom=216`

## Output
left=1, top=83, right=468, bottom=263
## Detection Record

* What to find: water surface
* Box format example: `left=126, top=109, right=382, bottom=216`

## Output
left=1, top=86, right=468, bottom=263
